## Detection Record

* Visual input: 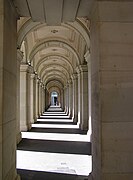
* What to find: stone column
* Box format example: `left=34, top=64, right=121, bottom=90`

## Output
left=68, top=79, right=73, bottom=118
left=20, top=63, right=29, bottom=131
left=43, top=86, right=46, bottom=112
left=16, top=49, right=23, bottom=144
left=0, top=1, right=20, bottom=179
left=34, top=75, right=39, bottom=121
left=85, top=51, right=92, bottom=134
left=37, top=79, right=40, bottom=116
left=65, top=83, right=69, bottom=114
left=72, top=73, right=78, bottom=124
left=41, top=85, right=44, bottom=114
left=27, top=66, right=35, bottom=125
left=76, top=65, right=88, bottom=130
left=38, top=81, right=42, bottom=116
left=61, top=88, right=64, bottom=110
left=91, top=2, right=133, bottom=180
left=76, top=67, right=82, bottom=126
left=45, top=88, right=49, bottom=110
left=64, top=86, right=66, bottom=112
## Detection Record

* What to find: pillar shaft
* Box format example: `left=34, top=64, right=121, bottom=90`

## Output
left=38, top=82, right=42, bottom=116
left=27, top=67, right=35, bottom=125
left=41, top=86, right=45, bottom=114
left=76, top=65, right=88, bottom=130
left=16, top=50, right=23, bottom=144
left=61, top=89, right=64, bottom=109
left=65, top=84, right=69, bottom=114
left=34, top=75, right=39, bottom=121
left=72, top=73, right=78, bottom=123
left=68, top=80, right=73, bottom=117
left=91, top=2, right=133, bottom=179
left=0, top=0, right=20, bottom=179
left=85, top=51, right=92, bottom=134
left=20, top=64, right=29, bottom=131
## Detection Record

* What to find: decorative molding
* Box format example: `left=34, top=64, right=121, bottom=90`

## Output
left=71, top=73, right=78, bottom=80
left=84, top=50, right=91, bottom=64
left=76, top=64, right=88, bottom=74
left=27, top=66, right=34, bottom=74
left=17, top=49, right=23, bottom=62
left=20, top=64, right=28, bottom=72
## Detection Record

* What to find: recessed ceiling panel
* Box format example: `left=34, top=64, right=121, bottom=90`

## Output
left=63, top=0, right=80, bottom=22
left=44, top=0, right=63, bottom=25
left=27, top=0, right=45, bottom=21
left=77, top=0, right=92, bottom=17
left=13, top=0, right=30, bottom=16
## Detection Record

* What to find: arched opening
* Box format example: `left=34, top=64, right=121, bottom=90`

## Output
left=51, top=91, right=58, bottom=106
left=16, top=6, right=92, bottom=180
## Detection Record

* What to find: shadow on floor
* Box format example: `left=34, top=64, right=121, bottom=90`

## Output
left=29, top=127, right=87, bottom=134
left=17, top=138, right=91, bottom=155
left=35, top=121, right=76, bottom=125
left=17, top=169, right=88, bottom=180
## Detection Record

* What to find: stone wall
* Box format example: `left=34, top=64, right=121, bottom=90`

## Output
left=91, top=1, right=133, bottom=180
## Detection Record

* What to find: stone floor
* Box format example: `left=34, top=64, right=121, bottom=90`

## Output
left=17, top=106, right=92, bottom=180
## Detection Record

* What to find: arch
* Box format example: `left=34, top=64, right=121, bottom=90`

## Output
left=29, top=38, right=80, bottom=65
left=35, top=54, right=74, bottom=73
left=44, top=75, right=67, bottom=86
left=46, top=79, right=63, bottom=88
left=17, top=18, right=90, bottom=50
left=17, top=19, right=42, bottom=48
left=39, top=64, right=71, bottom=79
left=42, top=69, right=68, bottom=83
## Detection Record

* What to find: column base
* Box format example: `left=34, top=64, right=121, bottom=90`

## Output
left=28, top=123, right=32, bottom=130
left=16, top=132, right=22, bottom=144
left=15, top=174, right=21, bottom=180
left=20, top=124, right=28, bottom=132
left=79, top=123, right=88, bottom=131
left=30, top=118, right=35, bottom=124
left=88, top=173, right=93, bottom=180
left=34, top=116, right=38, bottom=122
left=72, top=117, right=78, bottom=124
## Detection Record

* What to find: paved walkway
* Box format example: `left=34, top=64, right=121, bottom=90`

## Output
left=17, top=106, right=92, bottom=180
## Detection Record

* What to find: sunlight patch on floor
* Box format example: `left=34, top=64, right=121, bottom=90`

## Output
left=21, top=132, right=90, bottom=142
left=17, top=150, right=92, bottom=176
left=40, top=115, right=70, bottom=118
left=32, top=124, right=79, bottom=129
left=37, top=119, right=73, bottom=123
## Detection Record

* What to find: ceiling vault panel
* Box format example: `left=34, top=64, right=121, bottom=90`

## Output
left=13, top=0, right=92, bottom=25
left=44, top=0, right=63, bottom=25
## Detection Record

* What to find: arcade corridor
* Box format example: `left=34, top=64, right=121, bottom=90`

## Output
left=0, top=1, right=133, bottom=180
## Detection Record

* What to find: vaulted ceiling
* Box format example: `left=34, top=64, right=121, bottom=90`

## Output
left=13, top=0, right=93, bottom=25
left=14, top=0, right=91, bottom=93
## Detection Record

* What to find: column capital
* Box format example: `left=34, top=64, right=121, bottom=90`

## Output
left=71, top=73, right=78, bottom=80
left=84, top=50, right=91, bottom=64
left=40, top=82, right=43, bottom=87
left=30, top=73, right=35, bottom=79
left=34, top=74, right=38, bottom=81
left=43, top=85, right=46, bottom=89
left=37, top=79, right=41, bottom=84
left=68, top=79, right=72, bottom=84
left=27, top=66, right=34, bottom=74
left=64, top=83, right=69, bottom=89
left=76, top=65, right=88, bottom=74
left=20, top=63, right=28, bottom=72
